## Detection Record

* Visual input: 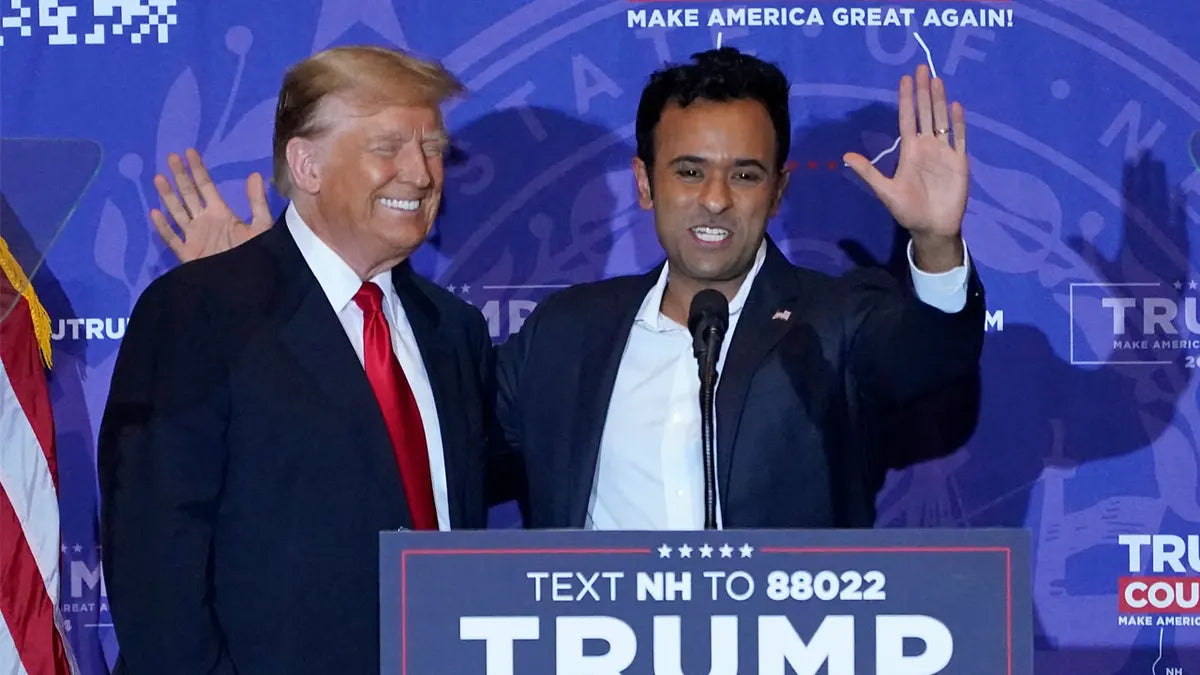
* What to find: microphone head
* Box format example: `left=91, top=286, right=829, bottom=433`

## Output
left=688, top=288, right=730, bottom=338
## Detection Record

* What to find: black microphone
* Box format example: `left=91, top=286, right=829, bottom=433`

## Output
left=688, top=289, right=729, bottom=530
left=688, top=289, right=729, bottom=369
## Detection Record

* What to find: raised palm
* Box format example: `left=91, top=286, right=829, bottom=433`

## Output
left=843, top=64, right=969, bottom=241
left=151, top=148, right=274, bottom=263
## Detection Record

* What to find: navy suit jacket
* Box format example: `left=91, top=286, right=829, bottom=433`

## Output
left=496, top=237, right=985, bottom=529
left=98, top=221, right=499, bottom=675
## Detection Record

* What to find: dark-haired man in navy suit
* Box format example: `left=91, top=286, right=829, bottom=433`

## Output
left=495, top=48, right=984, bottom=531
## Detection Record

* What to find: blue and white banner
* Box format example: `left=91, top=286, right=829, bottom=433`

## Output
left=380, top=528, right=1032, bottom=674
left=1, top=0, right=1198, bottom=671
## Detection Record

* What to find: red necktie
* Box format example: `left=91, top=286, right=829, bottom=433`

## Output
left=353, top=282, right=438, bottom=530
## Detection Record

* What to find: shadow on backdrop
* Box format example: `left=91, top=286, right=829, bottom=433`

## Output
left=422, top=106, right=637, bottom=526
left=784, top=102, right=1195, bottom=672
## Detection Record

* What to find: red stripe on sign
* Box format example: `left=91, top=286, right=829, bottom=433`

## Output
left=0, top=486, right=71, bottom=674
left=0, top=289, right=58, bottom=490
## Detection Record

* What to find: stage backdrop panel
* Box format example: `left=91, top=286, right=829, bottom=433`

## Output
left=1, top=0, right=1198, bottom=672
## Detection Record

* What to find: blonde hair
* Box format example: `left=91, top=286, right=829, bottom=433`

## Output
left=271, top=45, right=465, bottom=195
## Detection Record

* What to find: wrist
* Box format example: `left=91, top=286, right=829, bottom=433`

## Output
left=910, top=233, right=964, bottom=273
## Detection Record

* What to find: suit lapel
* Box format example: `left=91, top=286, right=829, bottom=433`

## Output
left=566, top=270, right=661, bottom=527
left=714, top=240, right=803, bottom=511
left=267, top=224, right=411, bottom=526
left=390, top=264, right=470, bottom=529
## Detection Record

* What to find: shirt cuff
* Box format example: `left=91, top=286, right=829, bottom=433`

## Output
left=907, top=238, right=970, bottom=313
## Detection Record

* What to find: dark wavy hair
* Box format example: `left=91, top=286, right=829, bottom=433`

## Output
left=635, top=47, right=791, bottom=176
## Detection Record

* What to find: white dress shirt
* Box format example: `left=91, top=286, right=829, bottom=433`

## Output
left=285, top=203, right=451, bottom=530
left=586, top=239, right=972, bottom=531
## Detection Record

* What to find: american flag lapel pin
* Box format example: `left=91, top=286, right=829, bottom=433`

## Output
left=772, top=309, right=791, bottom=321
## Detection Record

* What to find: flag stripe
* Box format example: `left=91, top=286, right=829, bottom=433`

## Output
left=0, top=610, right=33, bottom=675
left=0, top=358, right=60, bottom=605
left=0, top=277, right=72, bottom=675
left=0, top=295, right=57, bottom=491
left=0, top=487, right=68, bottom=675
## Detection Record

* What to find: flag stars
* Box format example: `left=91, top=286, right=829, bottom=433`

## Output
left=719, top=544, right=734, bottom=558
left=699, top=544, right=713, bottom=558
left=678, top=543, right=693, bottom=558
left=658, top=543, right=673, bottom=558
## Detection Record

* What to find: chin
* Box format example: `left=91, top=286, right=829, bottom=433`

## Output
left=389, top=236, right=427, bottom=254
left=691, top=259, right=753, bottom=283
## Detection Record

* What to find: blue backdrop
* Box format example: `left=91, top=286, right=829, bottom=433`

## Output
left=2, top=0, right=1199, bottom=672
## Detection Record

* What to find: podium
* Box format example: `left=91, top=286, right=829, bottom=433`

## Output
left=380, top=528, right=1031, bottom=674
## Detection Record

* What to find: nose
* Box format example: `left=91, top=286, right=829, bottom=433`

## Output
left=699, top=175, right=732, bottom=215
left=395, top=141, right=433, bottom=189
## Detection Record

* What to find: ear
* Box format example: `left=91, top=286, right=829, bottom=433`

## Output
left=768, top=166, right=790, bottom=218
left=633, top=156, right=654, bottom=210
left=285, top=137, right=322, bottom=195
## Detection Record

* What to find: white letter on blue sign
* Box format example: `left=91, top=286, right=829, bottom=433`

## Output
left=758, top=615, right=854, bottom=675
left=460, top=617, right=540, bottom=675
left=636, top=571, right=692, bottom=601
left=875, top=615, right=953, bottom=674
left=556, top=616, right=636, bottom=673
left=653, top=615, right=737, bottom=674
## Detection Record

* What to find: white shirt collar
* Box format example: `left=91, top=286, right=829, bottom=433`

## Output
left=285, top=201, right=395, bottom=314
left=634, top=239, right=767, bottom=332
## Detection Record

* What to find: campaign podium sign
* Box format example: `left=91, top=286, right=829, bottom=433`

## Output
left=380, top=528, right=1031, bottom=674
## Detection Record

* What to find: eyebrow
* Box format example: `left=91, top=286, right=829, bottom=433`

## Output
left=368, top=131, right=449, bottom=144
left=669, top=155, right=769, bottom=172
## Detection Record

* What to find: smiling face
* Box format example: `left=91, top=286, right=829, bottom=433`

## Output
left=634, top=97, right=788, bottom=300
left=287, top=94, right=448, bottom=278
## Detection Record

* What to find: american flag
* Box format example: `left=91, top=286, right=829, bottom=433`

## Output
left=0, top=236, right=77, bottom=674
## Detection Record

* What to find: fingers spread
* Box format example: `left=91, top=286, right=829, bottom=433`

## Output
left=186, top=148, right=222, bottom=207
left=843, top=152, right=894, bottom=207
left=168, top=152, right=203, bottom=217
left=931, top=78, right=951, bottom=144
left=898, top=75, right=917, bottom=140
left=246, top=173, right=273, bottom=228
left=951, top=102, right=967, bottom=155
left=150, top=208, right=186, bottom=257
left=155, top=173, right=192, bottom=226
left=915, top=64, right=934, bottom=136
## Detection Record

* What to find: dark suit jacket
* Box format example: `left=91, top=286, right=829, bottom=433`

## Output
left=98, top=221, right=498, bottom=675
left=496, top=237, right=985, bottom=529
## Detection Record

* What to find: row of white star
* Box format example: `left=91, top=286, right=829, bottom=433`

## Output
left=445, top=284, right=473, bottom=294
left=1172, top=280, right=1199, bottom=290
left=61, top=543, right=94, bottom=554
left=657, top=543, right=754, bottom=559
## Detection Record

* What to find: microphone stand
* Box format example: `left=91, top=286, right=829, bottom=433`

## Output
left=698, top=329, right=719, bottom=530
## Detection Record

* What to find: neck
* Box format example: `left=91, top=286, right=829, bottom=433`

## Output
left=660, top=272, right=748, bottom=326
left=295, top=200, right=406, bottom=280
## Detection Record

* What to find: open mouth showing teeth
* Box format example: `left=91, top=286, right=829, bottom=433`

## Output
left=379, top=197, right=420, bottom=212
left=691, top=226, right=730, bottom=243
